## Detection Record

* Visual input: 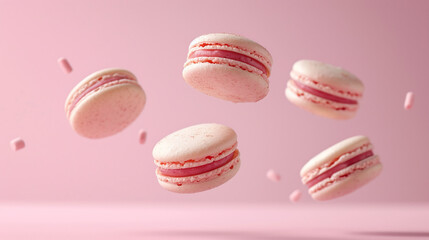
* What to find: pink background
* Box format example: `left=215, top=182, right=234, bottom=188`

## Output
left=2, top=203, right=429, bottom=239
left=0, top=0, right=428, bottom=204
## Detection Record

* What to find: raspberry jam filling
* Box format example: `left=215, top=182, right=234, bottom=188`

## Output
left=158, top=151, right=236, bottom=177
left=306, top=150, right=374, bottom=188
left=189, top=49, right=268, bottom=75
left=68, top=75, right=135, bottom=115
left=291, top=79, right=358, bottom=104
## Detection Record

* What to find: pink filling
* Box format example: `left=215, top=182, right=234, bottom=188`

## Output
left=306, top=150, right=374, bottom=188
left=291, top=79, right=358, bottom=104
left=158, top=151, right=236, bottom=177
left=68, top=75, right=135, bottom=115
left=189, top=49, right=268, bottom=76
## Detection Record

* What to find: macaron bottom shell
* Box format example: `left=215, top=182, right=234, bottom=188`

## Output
left=156, top=154, right=240, bottom=194
left=183, top=62, right=268, bottom=103
left=285, top=84, right=356, bottom=120
left=69, top=83, right=146, bottom=139
left=310, top=160, right=382, bottom=201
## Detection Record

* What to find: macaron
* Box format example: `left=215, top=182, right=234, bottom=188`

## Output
left=153, top=123, right=240, bottom=193
left=65, top=68, right=146, bottom=139
left=300, top=136, right=382, bottom=201
left=285, top=60, right=364, bottom=119
left=183, top=33, right=273, bottom=103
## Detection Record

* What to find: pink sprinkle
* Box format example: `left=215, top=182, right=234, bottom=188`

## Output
left=404, top=92, right=414, bottom=110
left=10, top=138, right=25, bottom=151
left=57, top=57, right=73, bottom=74
left=289, top=189, right=302, bottom=203
left=266, top=169, right=281, bottom=182
left=139, top=130, right=147, bottom=144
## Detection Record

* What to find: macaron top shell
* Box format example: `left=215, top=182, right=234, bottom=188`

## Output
left=153, top=123, right=237, bottom=164
left=188, top=33, right=273, bottom=76
left=292, top=60, right=364, bottom=95
left=300, top=136, right=370, bottom=177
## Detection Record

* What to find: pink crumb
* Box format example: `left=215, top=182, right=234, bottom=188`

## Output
left=289, top=189, right=302, bottom=203
left=10, top=138, right=25, bottom=151
left=57, top=57, right=73, bottom=74
left=266, top=169, right=281, bottom=182
left=404, top=92, right=414, bottom=110
left=139, top=130, right=147, bottom=144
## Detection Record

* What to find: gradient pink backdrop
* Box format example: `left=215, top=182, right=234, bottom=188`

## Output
left=0, top=0, right=428, bottom=203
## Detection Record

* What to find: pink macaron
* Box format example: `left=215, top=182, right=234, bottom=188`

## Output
left=183, top=33, right=273, bottom=103
left=65, top=68, right=146, bottom=139
left=301, top=136, right=382, bottom=201
left=153, top=123, right=240, bottom=193
left=286, top=60, right=364, bottom=119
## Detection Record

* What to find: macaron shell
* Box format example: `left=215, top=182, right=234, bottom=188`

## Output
left=69, top=83, right=146, bottom=138
left=183, top=62, right=269, bottom=102
left=310, top=160, right=382, bottom=201
left=189, top=33, right=273, bottom=68
left=292, top=60, right=364, bottom=94
left=153, top=123, right=237, bottom=163
left=158, top=159, right=240, bottom=193
left=285, top=85, right=357, bottom=120
left=300, top=136, right=370, bottom=177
